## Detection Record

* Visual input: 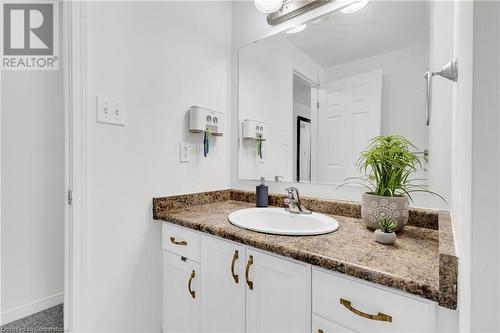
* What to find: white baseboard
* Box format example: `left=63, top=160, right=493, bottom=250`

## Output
left=1, top=292, right=64, bottom=325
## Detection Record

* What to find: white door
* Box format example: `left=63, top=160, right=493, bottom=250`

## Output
left=245, top=248, right=311, bottom=333
left=201, top=236, right=245, bottom=333
left=299, top=121, right=311, bottom=182
left=163, top=251, right=200, bottom=333
left=316, top=70, right=382, bottom=184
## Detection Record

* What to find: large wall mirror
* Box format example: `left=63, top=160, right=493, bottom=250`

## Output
left=238, top=1, right=430, bottom=186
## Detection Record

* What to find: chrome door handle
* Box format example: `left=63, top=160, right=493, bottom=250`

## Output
left=424, top=58, right=458, bottom=126
left=425, top=71, right=432, bottom=126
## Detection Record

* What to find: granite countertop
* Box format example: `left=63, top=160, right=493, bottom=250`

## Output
left=153, top=189, right=457, bottom=310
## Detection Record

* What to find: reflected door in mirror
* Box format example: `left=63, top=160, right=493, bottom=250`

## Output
left=314, top=70, right=382, bottom=184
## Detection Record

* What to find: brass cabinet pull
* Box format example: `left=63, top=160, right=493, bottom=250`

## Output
left=245, top=255, right=254, bottom=290
left=318, top=330, right=324, bottom=333
left=231, top=250, right=239, bottom=284
left=170, top=237, right=187, bottom=246
left=188, top=270, right=196, bottom=299
left=340, top=298, right=392, bottom=322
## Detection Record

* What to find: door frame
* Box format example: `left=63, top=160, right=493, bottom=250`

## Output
left=0, top=46, right=2, bottom=326
left=62, top=2, right=87, bottom=331
left=296, top=116, right=311, bottom=182
left=292, top=70, right=318, bottom=184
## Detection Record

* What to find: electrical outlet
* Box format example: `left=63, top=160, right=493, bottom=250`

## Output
left=180, top=143, right=191, bottom=163
left=97, top=96, right=126, bottom=126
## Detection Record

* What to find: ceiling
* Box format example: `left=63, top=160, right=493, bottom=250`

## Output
left=284, top=1, right=430, bottom=68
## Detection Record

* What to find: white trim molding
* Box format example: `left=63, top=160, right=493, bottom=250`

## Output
left=0, top=51, right=3, bottom=326
left=1, top=293, right=64, bottom=325
left=62, top=1, right=87, bottom=332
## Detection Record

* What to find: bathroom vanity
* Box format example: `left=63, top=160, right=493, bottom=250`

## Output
left=153, top=190, right=458, bottom=333
left=154, top=2, right=460, bottom=331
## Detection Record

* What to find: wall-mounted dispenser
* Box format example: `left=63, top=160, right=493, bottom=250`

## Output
left=189, top=106, right=224, bottom=157
left=242, top=119, right=266, bottom=161
left=189, top=106, right=224, bottom=136
left=242, top=119, right=265, bottom=140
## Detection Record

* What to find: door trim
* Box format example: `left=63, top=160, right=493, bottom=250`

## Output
left=296, top=116, right=311, bottom=182
left=62, top=2, right=87, bottom=331
left=0, top=44, right=2, bottom=327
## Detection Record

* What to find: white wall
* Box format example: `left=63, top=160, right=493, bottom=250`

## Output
left=1, top=69, right=64, bottom=317
left=450, top=1, right=473, bottom=330
left=324, top=45, right=429, bottom=158
left=238, top=36, right=321, bottom=182
left=80, top=1, right=231, bottom=331
left=449, top=2, right=500, bottom=331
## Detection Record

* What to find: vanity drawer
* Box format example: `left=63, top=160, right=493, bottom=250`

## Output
left=162, top=223, right=200, bottom=262
left=313, top=314, right=355, bottom=333
left=312, top=268, right=435, bottom=332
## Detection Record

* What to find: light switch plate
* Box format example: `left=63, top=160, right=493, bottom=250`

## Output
left=180, top=143, right=191, bottom=163
left=96, top=96, right=126, bottom=126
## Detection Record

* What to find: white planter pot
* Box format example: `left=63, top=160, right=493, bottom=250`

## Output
left=374, top=229, right=396, bottom=245
left=361, top=193, right=409, bottom=231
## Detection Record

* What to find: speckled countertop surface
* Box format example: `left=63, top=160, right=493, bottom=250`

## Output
left=153, top=190, right=457, bottom=309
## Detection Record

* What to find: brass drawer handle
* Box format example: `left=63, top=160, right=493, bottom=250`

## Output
left=188, top=270, right=196, bottom=299
left=340, top=298, right=392, bottom=322
left=231, top=250, right=239, bottom=284
left=170, top=237, right=187, bottom=246
left=245, top=255, right=254, bottom=290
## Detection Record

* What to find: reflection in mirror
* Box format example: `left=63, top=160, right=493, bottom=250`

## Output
left=238, top=1, right=430, bottom=185
left=294, top=74, right=313, bottom=183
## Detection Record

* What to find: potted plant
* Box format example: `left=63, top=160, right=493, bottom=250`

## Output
left=375, top=217, right=398, bottom=245
left=342, top=135, right=444, bottom=231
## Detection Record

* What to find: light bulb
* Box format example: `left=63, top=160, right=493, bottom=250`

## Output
left=340, top=0, right=370, bottom=14
left=254, top=0, right=283, bottom=14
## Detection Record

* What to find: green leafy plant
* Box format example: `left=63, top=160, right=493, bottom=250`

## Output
left=340, top=135, right=445, bottom=201
left=378, top=217, right=398, bottom=233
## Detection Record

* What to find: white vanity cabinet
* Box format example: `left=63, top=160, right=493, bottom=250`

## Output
left=245, top=248, right=311, bottom=333
left=200, top=237, right=311, bottom=333
left=162, top=223, right=311, bottom=333
left=162, top=251, right=200, bottom=333
left=312, top=268, right=436, bottom=333
left=200, top=236, right=246, bottom=333
left=162, top=222, right=449, bottom=333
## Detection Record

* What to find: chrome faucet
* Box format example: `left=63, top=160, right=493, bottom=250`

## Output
left=284, top=187, right=312, bottom=214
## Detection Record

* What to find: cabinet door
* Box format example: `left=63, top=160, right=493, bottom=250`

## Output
left=245, top=248, right=311, bottom=333
left=163, top=251, right=200, bottom=333
left=201, top=236, right=245, bottom=333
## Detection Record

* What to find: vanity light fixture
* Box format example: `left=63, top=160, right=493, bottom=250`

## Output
left=340, top=0, right=369, bottom=14
left=254, top=0, right=283, bottom=14
left=286, top=23, right=307, bottom=34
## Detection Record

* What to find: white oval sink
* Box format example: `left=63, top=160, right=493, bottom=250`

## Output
left=228, top=208, right=339, bottom=236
